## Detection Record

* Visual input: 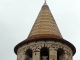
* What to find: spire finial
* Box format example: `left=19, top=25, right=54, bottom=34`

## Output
left=44, top=0, right=47, bottom=5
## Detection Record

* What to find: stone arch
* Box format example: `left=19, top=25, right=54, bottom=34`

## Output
left=40, top=47, right=49, bottom=60
left=54, top=43, right=65, bottom=51
left=25, top=49, right=32, bottom=60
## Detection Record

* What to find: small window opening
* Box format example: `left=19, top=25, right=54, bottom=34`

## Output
left=40, top=47, right=49, bottom=60
left=57, top=48, right=64, bottom=60
left=25, top=49, right=32, bottom=60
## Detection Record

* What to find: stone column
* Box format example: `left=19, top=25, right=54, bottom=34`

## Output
left=17, top=52, right=26, bottom=60
left=49, top=48, right=57, bottom=60
left=59, top=51, right=72, bottom=60
left=32, top=51, right=40, bottom=60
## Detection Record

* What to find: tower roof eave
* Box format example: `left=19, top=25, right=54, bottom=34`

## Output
left=14, top=37, right=76, bottom=56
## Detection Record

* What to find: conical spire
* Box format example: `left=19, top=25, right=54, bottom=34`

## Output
left=27, top=2, right=63, bottom=40
left=14, top=2, right=76, bottom=55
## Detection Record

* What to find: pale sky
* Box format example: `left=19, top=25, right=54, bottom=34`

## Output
left=0, top=0, right=80, bottom=60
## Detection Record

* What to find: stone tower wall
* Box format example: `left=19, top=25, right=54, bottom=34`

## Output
left=17, top=41, right=73, bottom=60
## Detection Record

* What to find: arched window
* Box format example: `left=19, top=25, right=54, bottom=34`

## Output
left=40, top=47, right=49, bottom=60
left=57, top=48, right=64, bottom=60
left=25, top=49, right=32, bottom=60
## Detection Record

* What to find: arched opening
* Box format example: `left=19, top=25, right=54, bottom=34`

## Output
left=40, top=47, right=49, bottom=60
left=25, top=49, right=32, bottom=60
left=57, top=48, right=64, bottom=60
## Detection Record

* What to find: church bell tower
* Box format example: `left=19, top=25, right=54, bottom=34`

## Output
left=14, top=1, right=76, bottom=60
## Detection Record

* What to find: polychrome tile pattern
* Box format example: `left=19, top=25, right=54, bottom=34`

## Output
left=28, top=4, right=62, bottom=39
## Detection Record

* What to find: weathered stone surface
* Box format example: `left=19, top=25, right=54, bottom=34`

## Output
left=17, top=41, right=72, bottom=60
